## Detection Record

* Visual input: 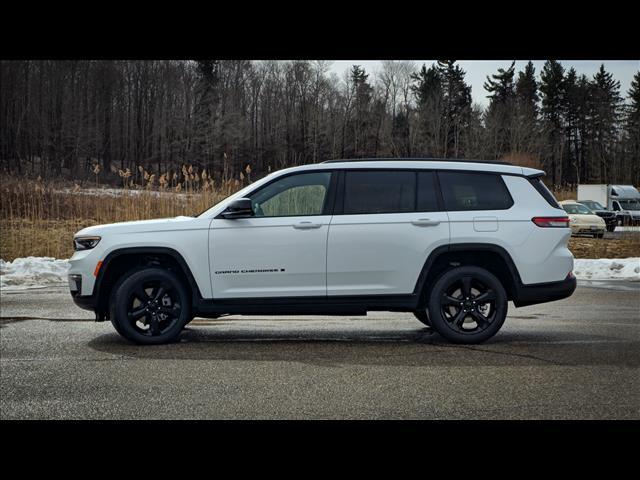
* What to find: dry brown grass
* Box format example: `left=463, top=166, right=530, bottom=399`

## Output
left=1, top=167, right=244, bottom=261
left=1, top=172, right=638, bottom=261
left=568, top=235, right=640, bottom=259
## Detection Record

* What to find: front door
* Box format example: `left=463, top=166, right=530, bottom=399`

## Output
left=210, top=171, right=334, bottom=299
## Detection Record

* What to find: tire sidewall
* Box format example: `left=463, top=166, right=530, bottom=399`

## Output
left=428, top=266, right=507, bottom=344
left=111, top=268, right=191, bottom=345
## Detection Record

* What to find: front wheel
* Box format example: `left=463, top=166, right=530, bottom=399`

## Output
left=427, top=266, right=508, bottom=344
left=110, top=268, right=191, bottom=345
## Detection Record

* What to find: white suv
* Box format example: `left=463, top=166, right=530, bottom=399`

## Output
left=69, top=159, right=576, bottom=344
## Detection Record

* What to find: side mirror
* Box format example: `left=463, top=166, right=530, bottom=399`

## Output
left=221, top=198, right=254, bottom=219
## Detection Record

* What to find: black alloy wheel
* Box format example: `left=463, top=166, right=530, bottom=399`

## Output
left=111, top=268, right=191, bottom=344
left=428, top=266, right=508, bottom=344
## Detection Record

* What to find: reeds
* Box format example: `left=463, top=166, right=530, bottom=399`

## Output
left=1, top=171, right=638, bottom=261
left=0, top=165, right=244, bottom=260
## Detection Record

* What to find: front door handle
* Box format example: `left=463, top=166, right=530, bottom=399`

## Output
left=293, top=221, right=322, bottom=229
left=411, top=218, right=441, bottom=227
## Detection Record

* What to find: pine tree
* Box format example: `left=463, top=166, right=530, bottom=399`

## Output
left=539, top=60, right=566, bottom=185
left=411, top=64, right=442, bottom=107
left=349, top=65, right=374, bottom=156
left=587, top=64, right=623, bottom=182
left=484, top=61, right=516, bottom=103
left=484, top=61, right=516, bottom=159
left=562, top=68, right=584, bottom=183
left=411, top=64, right=444, bottom=157
left=437, top=60, right=472, bottom=157
left=515, top=61, right=539, bottom=115
left=625, top=71, right=640, bottom=183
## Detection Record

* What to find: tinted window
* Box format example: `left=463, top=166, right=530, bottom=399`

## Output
left=529, top=177, right=561, bottom=209
left=438, top=172, right=513, bottom=211
left=249, top=172, right=331, bottom=217
left=417, top=172, right=439, bottom=212
left=344, top=171, right=415, bottom=214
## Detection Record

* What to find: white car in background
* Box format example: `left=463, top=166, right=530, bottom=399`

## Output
left=560, top=200, right=606, bottom=238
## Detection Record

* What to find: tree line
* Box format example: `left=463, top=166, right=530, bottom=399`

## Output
left=1, top=59, right=638, bottom=187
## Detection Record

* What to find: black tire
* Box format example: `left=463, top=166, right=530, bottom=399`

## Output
left=109, top=267, right=191, bottom=345
left=606, top=224, right=616, bottom=232
left=427, top=266, right=508, bottom=344
left=413, top=309, right=431, bottom=327
left=596, top=233, right=605, bottom=239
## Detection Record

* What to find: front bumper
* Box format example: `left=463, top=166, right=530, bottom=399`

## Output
left=72, top=294, right=96, bottom=311
left=69, top=273, right=96, bottom=311
left=513, top=274, right=577, bottom=307
left=570, top=225, right=605, bottom=235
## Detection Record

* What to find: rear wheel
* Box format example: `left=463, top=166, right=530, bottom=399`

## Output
left=110, top=268, right=191, bottom=345
left=427, top=266, right=508, bottom=344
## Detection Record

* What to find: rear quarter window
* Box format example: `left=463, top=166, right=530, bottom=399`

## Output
left=438, top=171, right=513, bottom=211
left=528, top=176, right=562, bottom=209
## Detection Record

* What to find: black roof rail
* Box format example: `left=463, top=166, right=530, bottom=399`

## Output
left=321, top=157, right=513, bottom=166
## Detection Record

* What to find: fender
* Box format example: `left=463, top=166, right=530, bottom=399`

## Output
left=93, top=246, right=204, bottom=307
left=412, top=243, right=523, bottom=299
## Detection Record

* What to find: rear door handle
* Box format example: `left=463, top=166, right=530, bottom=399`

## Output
left=293, top=221, right=322, bottom=229
left=411, top=218, right=441, bottom=227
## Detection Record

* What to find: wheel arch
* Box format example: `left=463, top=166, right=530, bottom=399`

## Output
left=413, top=243, right=523, bottom=308
left=93, top=247, right=203, bottom=320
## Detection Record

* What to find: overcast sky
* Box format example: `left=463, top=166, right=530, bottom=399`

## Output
left=328, top=60, right=639, bottom=107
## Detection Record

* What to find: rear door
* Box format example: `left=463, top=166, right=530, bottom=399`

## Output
left=326, top=169, right=449, bottom=296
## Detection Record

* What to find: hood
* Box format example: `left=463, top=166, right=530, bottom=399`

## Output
left=75, top=216, right=195, bottom=237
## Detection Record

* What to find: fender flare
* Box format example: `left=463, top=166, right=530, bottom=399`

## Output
left=412, top=243, right=523, bottom=300
left=93, top=246, right=203, bottom=308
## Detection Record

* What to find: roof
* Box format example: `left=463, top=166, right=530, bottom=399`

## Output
left=279, top=158, right=543, bottom=177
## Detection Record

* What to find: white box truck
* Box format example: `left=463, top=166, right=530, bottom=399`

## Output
left=577, top=184, right=640, bottom=225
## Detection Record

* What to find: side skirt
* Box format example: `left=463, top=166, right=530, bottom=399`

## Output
left=194, top=294, right=419, bottom=317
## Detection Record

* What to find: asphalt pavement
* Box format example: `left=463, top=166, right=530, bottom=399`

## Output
left=1, top=281, right=638, bottom=419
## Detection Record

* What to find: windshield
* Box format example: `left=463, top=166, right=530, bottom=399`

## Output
left=618, top=199, right=640, bottom=210
left=563, top=203, right=593, bottom=215
left=581, top=200, right=605, bottom=210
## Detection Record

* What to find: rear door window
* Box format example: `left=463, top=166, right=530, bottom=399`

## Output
left=343, top=171, right=415, bottom=214
left=438, top=171, right=513, bottom=211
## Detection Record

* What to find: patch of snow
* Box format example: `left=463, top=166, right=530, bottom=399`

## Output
left=0, top=257, right=70, bottom=291
left=56, top=187, right=191, bottom=199
left=1, top=256, right=638, bottom=293
left=615, top=226, right=640, bottom=232
left=573, top=258, right=640, bottom=281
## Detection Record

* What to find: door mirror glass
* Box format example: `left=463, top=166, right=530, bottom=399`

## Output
left=221, top=198, right=254, bottom=219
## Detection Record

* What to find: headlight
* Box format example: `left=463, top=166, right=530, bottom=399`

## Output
left=74, top=236, right=101, bottom=251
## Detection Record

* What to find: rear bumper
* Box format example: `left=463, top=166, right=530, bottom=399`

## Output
left=513, top=274, right=577, bottom=307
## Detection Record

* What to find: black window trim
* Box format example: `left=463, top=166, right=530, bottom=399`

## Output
left=436, top=170, right=514, bottom=212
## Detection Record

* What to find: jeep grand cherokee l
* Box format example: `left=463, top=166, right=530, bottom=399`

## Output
left=68, top=159, right=576, bottom=345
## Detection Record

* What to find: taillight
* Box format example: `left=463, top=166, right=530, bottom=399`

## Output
left=532, top=216, right=570, bottom=228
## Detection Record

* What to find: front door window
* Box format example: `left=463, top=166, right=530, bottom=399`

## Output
left=249, top=172, right=331, bottom=217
